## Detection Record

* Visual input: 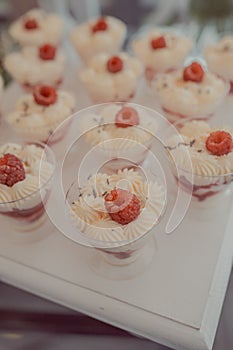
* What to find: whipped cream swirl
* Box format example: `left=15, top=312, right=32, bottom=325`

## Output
left=71, top=168, right=166, bottom=243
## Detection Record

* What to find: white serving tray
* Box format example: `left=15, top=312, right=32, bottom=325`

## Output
left=0, top=77, right=233, bottom=350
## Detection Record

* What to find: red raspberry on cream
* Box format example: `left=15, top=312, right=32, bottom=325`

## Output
left=0, top=154, right=25, bottom=187
left=105, top=188, right=140, bottom=225
left=33, top=85, right=57, bottom=106
left=39, top=44, right=56, bottom=60
left=206, top=130, right=233, bottom=156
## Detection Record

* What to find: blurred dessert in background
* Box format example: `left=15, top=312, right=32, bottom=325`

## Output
left=79, top=52, right=143, bottom=103
left=132, top=28, right=193, bottom=83
left=70, top=16, right=127, bottom=63
left=153, top=61, right=228, bottom=122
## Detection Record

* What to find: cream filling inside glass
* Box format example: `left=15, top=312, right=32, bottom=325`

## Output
left=167, top=121, right=233, bottom=182
left=71, top=168, right=165, bottom=242
left=79, top=52, right=143, bottom=102
left=79, top=104, right=157, bottom=149
left=154, top=70, right=228, bottom=117
left=132, top=29, right=192, bottom=71
left=204, top=36, right=233, bottom=81
left=4, top=46, right=66, bottom=86
left=0, top=143, right=54, bottom=211
left=9, top=8, right=64, bottom=46
left=6, top=91, right=75, bottom=141
left=70, top=16, right=126, bottom=61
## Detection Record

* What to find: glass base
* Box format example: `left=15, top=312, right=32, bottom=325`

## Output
left=88, top=236, right=157, bottom=280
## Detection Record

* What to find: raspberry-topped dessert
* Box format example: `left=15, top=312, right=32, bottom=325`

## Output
left=4, top=44, right=66, bottom=90
left=204, top=35, right=233, bottom=94
left=0, top=142, right=55, bottom=231
left=79, top=103, right=157, bottom=168
left=69, top=168, right=165, bottom=245
left=132, top=28, right=193, bottom=82
left=6, top=85, right=75, bottom=144
left=9, top=8, right=64, bottom=47
left=80, top=52, right=143, bottom=102
left=154, top=61, right=228, bottom=122
left=166, top=120, right=233, bottom=201
left=70, top=16, right=126, bottom=63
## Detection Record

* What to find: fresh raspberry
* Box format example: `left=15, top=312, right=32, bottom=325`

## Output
left=24, top=19, right=39, bottom=30
left=33, top=85, right=57, bottom=106
left=106, top=56, right=123, bottom=74
left=115, top=107, right=139, bottom=128
left=39, top=44, right=56, bottom=60
left=206, top=130, right=233, bottom=156
left=92, top=17, right=108, bottom=33
left=105, top=188, right=140, bottom=225
left=0, top=154, right=25, bottom=187
left=183, top=62, right=204, bottom=83
left=150, top=36, right=166, bottom=50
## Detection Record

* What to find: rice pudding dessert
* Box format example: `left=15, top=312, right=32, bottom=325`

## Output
left=70, top=16, right=126, bottom=62
left=6, top=85, right=75, bottom=144
left=4, top=44, right=66, bottom=90
left=154, top=61, right=228, bottom=122
left=0, top=142, right=55, bottom=230
left=9, top=8, right=64, bottom=47
left=132, top=29, right=193, bottom=82
left=204, top=35, right=233, bottom=94
left=80, top=53, right=143, bottom=103
left=70, top=168, right=165, bottom=262
left=166, top=120, right=233, bottom=201
left=78, top=103, right=157, bottom=166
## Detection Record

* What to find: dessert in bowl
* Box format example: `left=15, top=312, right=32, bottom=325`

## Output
left=9, top=8, right=64, bottom=47
left=0, top=142, right=55, bottom=232
left=153, top=61, right=229, bottom=123
left=80, top=52, right=143, bottom=103
left=70, top=16, right=126, bottom=63
left=131, top=28, right=193, bottom=83
left=204, top=35, right=233, bottom=94
left=77, top=103, right=158, bottom=170
left=5, top=85, right=75, bottom=144
left=66, top=164, right=166, bottom=279
left=4, top=44, right=66, bottom=90
left=166, top=120, right=233, bottom=202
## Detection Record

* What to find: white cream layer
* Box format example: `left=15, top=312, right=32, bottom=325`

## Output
left=9, top=8, right=64, bottom=47
left=4, top=46, right=66, bottom=86
left=0, top=143, right=54, bottom=211
left=205, top=36, right=233, bottom=81
left=71, top=168, right=165, bottom=242
left=168, top=121, right=233, bottom=179
left=132, top=29, right=192, bottom=72
left=154, top=69, right=228, bottom=117
left=80, top=52, right=143, bottom=103
left=70, top=16, right=126, bottom=62
left=79, top=103, right=157, bottom=148
left=6, top=90, right=75, bottom=142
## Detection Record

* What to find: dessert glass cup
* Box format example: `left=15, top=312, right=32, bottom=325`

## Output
left=130, top=26, right=193, bottom=86
left=65, top=158, right=166, bottom=280
left=75, top=102, right=158, bottom=171
left=7, top=114, right=73, bottom=146
left=153, top=78, right=229, bottom=124
left=203, top=32, right=233, bottom=95
left=0, top=142, right=56, bottom=238
left=165, top=119, right=233, bottom=204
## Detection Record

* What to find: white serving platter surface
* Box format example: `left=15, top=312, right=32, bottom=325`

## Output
left=0, top=78, right=233, bottom=350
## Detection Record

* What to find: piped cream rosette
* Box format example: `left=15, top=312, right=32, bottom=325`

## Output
left=70, top=168, right=166, bottom=244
